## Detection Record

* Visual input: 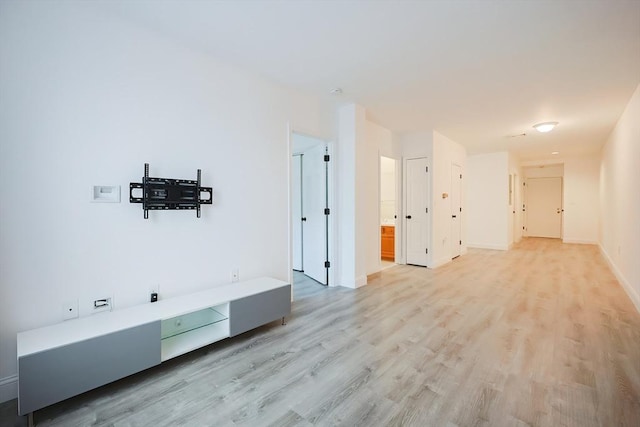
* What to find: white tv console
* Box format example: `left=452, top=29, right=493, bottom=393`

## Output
left=17, top=277, right=291, bottom=423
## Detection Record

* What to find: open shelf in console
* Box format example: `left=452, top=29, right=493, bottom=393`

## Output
left=160, top=303, right=229, bottom=361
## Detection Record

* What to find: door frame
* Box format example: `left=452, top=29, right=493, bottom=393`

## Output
left=402, top=156, right=431, bottom=267
left=523, top=176, right=564, bottom=238
left=379, top=154, right=400, bottom=266
left=287, top=126, right=335, bottom=287
left=451, top=162, right=462, bottom=259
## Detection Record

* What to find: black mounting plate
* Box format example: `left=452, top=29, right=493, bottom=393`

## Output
left=129, top=163, right=212, bottom=219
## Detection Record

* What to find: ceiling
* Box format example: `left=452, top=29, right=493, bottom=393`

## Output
left=103, top=0, right=640, bottom=161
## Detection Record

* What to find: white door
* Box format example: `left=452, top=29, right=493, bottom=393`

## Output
left=525, top=177, right=562, bottom=238
left=405, top=157, right=429, bottom=266
left=291, top=154, right=303, bottom=271
left=302, top=144, right=328, bottom=284
left=451, top=163, right=462, bottom=258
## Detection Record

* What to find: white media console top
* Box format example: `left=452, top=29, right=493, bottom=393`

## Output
left=17, top=277, right=288, bottom=358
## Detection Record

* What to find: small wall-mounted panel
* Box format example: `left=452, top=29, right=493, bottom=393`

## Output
left=92, top=186, right=121, bottom=203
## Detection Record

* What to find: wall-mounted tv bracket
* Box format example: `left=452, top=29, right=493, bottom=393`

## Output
left=129, top=163, right=213, bottom=219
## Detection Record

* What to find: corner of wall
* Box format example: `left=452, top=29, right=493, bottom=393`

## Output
left=354, top=275, right=368, bottom=288
left=430, top=257, right=452, bottom=269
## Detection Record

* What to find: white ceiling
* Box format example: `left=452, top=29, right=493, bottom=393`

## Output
left=104, top=0, right=640, bottom=161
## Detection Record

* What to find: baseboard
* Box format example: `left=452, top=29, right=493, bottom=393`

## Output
left=466, top=242, right=509, bottom=251
left=563, top=239, right=598, bottom=244
left=366, top=271, right=381, bottom=282
left=354, top=275, right=367, bottom=288
left=0, top=374, right=17, bottom=403
left=599, top=244, right=640, bottom=314
left=430, top=257, right=451, bottom=269
left=338, top=274, right=368, bottom=289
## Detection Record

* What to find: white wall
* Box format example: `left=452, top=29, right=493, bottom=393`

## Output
left=401, top=131, right=433, bottom=159
left=0, top=1, right=333, bottom=401
left=523, top=164, right=564, bottom=178
left=337, top=104, right=368, bottom=287
left=563, top=156, right=600, bottom=244
left=380, top=157, right=396, bottom=222
left=466, top=152, right=510, bottom=250
left=600, top=83, right=640, bottom=312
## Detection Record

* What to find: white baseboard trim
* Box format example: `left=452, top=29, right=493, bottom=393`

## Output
left=0, top=374, right=18, bottom=403
left=354, top=275, right=367, bottom=288
left=563, top=239, right=598, bottom=244
left=466, top=242, right=509, bottom=251
left=430, top=257, right=452, bottom=269
left=599, top=244, right=640, bottom=314
left=338, top=275, right=368, bottom=289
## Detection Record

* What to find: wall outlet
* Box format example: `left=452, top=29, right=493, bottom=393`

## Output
left=231, top=268, right=239, bottom=283
left=150, top=285, right=159, bottom=302
left=62, top=299, right=79, bottom=320
left=92, top=296, right=113, bottom=314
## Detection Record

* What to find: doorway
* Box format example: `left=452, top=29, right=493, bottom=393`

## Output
left=380, top=156, right=397, bottom=268
left=404, top=157, right=430, bottom=267
left=524, top=177, right=563, bottom=238
left=451, top=163, right=462, bottom=259
left=291, top=133, right=330, bottom=285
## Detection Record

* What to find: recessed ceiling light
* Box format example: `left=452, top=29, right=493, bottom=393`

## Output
left=330, top=88, right=343, bottom=95
left=533, top=122, right=558, bottom=133
left=552, top=151, right=559, bottom=155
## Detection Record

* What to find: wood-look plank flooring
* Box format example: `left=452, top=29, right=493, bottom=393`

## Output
left=1, top=238, right=639, bottom=426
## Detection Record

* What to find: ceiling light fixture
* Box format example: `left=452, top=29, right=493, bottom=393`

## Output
left=552, top=151, right=559, bottom=155
left=533, top=122, right=558, bottom=133
left=330, top=88, right=343, bottom=95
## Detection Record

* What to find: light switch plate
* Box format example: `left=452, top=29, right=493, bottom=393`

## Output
left=92, top=185, right=120, bottom=203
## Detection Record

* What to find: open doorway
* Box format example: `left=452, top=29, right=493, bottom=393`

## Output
left=380, top=156, right=397, bottom=269
left=291, top=132, right=331, bottom=287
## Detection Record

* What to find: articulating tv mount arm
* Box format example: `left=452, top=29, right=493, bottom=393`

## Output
left=129, top=163, right=213, bottom=219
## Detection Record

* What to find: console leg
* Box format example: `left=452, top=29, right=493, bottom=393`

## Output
left=281, top=316, right=287, bottom=326
left=28, top=412, right=34, bottom=427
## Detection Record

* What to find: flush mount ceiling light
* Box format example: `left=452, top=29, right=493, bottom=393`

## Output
left=330, top=88, right=343, bottom=95
left=552, top=151, right=559, bottom=155
left=533, top=122, right=558, bottom=133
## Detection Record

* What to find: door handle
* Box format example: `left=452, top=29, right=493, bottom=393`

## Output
left=406, top=215, right=412, bottom=219
left=301, top=217, right=307, bottom=221
left=452, top=215, right=457, bottom=218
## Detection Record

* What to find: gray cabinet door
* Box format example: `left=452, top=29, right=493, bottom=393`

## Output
left=229, top=285, right=291, bottom=337
left=18, top=321, right=161, bottom=415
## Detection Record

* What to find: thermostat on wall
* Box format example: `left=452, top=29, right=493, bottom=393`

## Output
left=92, top=185, right=121, bottom=203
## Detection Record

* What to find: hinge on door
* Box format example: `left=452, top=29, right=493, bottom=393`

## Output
left=459, top=207, right=462, bottom=212
left=324, top=155, right=330, bottom=162
left=426, top=166, right=429, bottom=173
left=460, top=240, right=462, bottom=245
left=324, top=208, right=330, bottom=215
left=460, top=174, right=462, bottom=179
left=324, top=261, right=330, bottom=268
left=426, top=207, right=428, bottom=213
left=426, top=248, right=428, bottom=254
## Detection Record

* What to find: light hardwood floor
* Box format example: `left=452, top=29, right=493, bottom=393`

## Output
left=1, top=238, right=638, bottom=426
